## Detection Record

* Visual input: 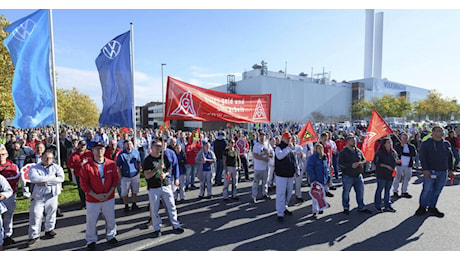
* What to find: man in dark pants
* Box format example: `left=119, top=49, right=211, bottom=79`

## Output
left=67, top=140, right=93, bottom=210
left=415, top=126, right=455, bottom=218
left=213, top=131, right=228, bottom=186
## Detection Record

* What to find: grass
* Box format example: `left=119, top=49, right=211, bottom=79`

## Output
left=15, top=167, right=147, bottom=213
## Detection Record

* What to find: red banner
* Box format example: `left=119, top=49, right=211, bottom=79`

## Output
left=297, top=121, right=318, bottom=146
left=362, top=110, right=393, bottom=161
left=164, top=77, right=271, bottom=123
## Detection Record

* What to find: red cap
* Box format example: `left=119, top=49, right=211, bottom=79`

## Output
left=282, top=132, right=292, bottom=139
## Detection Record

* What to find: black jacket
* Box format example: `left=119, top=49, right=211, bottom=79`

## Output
left=274, top=141, right=297, bottom=178
left=374, top=148, right=398, bottom=180
left=393, top=142, right=417, bottom=167
left=338, top=146, right=366, bottom=177
left=213, top=138, right=228, bottom=160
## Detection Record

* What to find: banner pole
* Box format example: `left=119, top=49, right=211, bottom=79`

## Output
left=49, top=9, right=61, bottom=166
left=130, top=23, right=137, bottom=141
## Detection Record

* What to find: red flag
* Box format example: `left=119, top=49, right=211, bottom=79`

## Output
left=120, top=127, right=130, bottom=136
left=362, top=110, right=394, bottom=161
left=297, top=121, right=318, bottom=146
left=164, top=77, right=271, bottom=123
left=159, top=120, right=170, bottom=131
left=226, top=122, right=231, bottom=128
left=189, top=127, right=202, bottom=148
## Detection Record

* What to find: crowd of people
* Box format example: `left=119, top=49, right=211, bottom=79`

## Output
left=0, top=120, right=458, bottom=251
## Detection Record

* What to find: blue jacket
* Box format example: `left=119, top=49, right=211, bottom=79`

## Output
left=306, top=153, right=330, bottom=185
left=164, top=148, right=180, bottom=181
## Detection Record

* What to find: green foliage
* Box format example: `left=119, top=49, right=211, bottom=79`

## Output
left=57, top=87, right=100, bottom=127
left=0, top=15, right=15, bottom=124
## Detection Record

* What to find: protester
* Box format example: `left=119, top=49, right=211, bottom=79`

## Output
left=0, top=174, right=13, bottom=251
left=195, top=142, right=216, bottom=199
left=235, top=130, right=250, bottom=182
left=306, top=143, right=331, bottom=217
left=213, top=131, right=228, bottom=186
left=67, top=140, right=93, bottom=210
left=143, top=138, right=184, bottom=237
left=104, top=139, right=123, bottom=198
left=0, top=146, right=20, bottom=247
left=416, top=126, right=455, bottom=218
left=274, top=132, right=297, bottom=222
left=27, top=151, right=64, bottom=246
left=338, top=134, right=372, bottom=215
left=116, top=140, right=142, bottom=212
left=373, top=137, right=399, bottom=213
left=392, top=133, right=417, bottom=199
left=79, top=142, right=119, bottom=250
left=222, top=139, right=241, bottom=201
left=251, top=131, right=272, bottom=203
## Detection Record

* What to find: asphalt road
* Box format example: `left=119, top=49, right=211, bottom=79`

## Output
left=3, top=169, right=460, bottom=251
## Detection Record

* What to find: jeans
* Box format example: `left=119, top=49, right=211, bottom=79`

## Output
left=215, top=158, right=224, bottom=185
left=419, top=170, right=448, bottom=208
left=240, top=155, right=249, bottom=179
left=375, top=178, right=393, bottom=209
left=185, top=164, right=197, bottom=187
left=342, top=174, right=365, bottom=210
left=452, top=149, right=460, bottom=168
left=332, top=153, right=339, bottom=179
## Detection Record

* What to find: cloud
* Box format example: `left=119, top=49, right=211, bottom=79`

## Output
left=56, top=66, right=163, bottom=110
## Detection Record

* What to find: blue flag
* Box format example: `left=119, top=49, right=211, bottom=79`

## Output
left=3, top=9, right=55, bottom=129
left=96, top=31, right=133, bottom=128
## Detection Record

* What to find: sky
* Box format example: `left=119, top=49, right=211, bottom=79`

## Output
left=1, top=1, right=460, bottom=111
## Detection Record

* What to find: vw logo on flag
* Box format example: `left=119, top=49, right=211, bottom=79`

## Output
left=102, top=40, right=122, bottom=59
left=12, top=19, right=36, bottom=42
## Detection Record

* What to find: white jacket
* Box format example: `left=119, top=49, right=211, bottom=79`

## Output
left=28, top=163, right=64, bottom=199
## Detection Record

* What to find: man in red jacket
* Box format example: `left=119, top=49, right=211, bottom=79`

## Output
left=80, top=142, right=119, bottom=251
left=0, top=146, right=20, bottom=247
left=67, top=140, right=93, bottom=209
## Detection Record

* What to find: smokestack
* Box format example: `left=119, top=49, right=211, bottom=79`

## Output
left=373, top=12, right=384, bottom=79
left=364, top=9, right=374, bottom=79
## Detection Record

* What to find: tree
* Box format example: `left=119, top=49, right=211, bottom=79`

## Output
left=368, top=94, right=412, bottom=118
left=413, top=90, right=460, bottom=121
left=57, top=87, right=99, bottom=127
left=350, top=100, right=372, bottom=120
left=0, top=15, right=15, bottom=124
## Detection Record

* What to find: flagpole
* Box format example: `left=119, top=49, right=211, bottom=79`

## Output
left=161, top=63, right=166, bottom=163
left=49, top=9, right=61, bottom=166
left=130, top=23, right=136, bottom=141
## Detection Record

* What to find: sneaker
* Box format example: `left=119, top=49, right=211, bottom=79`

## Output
left=124, top=205, right=130, bottom=212
left=343, top=209, right=350, bottom=215
left=131, top=203, right=140, bottom=210
left=428, top=207, right=445, bottom=218
left=152, top=230, right=162, bottom=238
left=198, top=195, right=204, bottom=200
left=401, top=192, right=412, bottom=199
left=284, top=209, right=293, bottom=216
left=205, top=195, right=212, bottom=199
left=45, top=230, right=57, bottom=239
left=27, top=237, right=39, bottom=246
left=329, top=186, right=337, bottom=190
left=277, top=216, right=284, bottom=222
left=108, top=238, right=118, bottom=245
left=3, top=236, right=15, bottom=246
left=415, top=206, right=427, bottom=216
left=173, top=227, right=185, bottom=234
left=87, top=242, right=96, bottom=251
left=326, top=192, right=334, bottom=197
left=392, top=192, right=400, bottom=198
left=251, top=198, right=257, bottom=204
left=358, top=208, right=373, bottom=214
left=384, top=207, right=397, bottom=213
left=56, top=211, right=64, bottom=217
left=319, top=210, right=324, bottom=214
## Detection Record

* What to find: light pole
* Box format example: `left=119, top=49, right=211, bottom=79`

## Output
left=161, top=63, right=166, bottom=121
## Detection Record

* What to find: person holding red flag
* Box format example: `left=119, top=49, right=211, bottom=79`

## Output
left=373, top=137, right=399, bottom=213
left=338, top=134, right=372, bottom=215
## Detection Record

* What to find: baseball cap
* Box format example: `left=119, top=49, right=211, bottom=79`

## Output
left=78, top=140, right=87, bottom=146
left=93, top=142, right=105, bottom=148
left=282, top=132, right=292, bottom=139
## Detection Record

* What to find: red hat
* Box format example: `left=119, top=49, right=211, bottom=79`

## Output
left=282, top=132, right=292, bottom=139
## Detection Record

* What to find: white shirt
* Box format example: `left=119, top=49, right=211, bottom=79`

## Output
left=253, top=141, right=269, bottom=171
left=400, top=144, right=411, bottom=166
